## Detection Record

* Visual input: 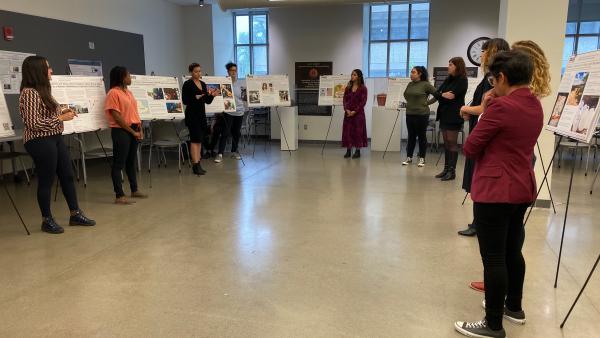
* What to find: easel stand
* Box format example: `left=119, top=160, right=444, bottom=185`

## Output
left=560, top=253, right=600, bottom=328
left=321, top=105, right=336, bottom=156
left=383, top=107, right=402, bottom=159
left=1, top=178, right=30, bottom=235
left=275, top=107, right=292, bottom=157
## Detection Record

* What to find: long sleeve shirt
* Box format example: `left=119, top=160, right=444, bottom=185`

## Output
left=403, top=80, right=438, bottom=115
left=19, top=88, right=63, bottom=143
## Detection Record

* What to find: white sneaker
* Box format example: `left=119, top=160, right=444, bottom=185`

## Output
left=402, top=157, right=413, bottom=165
left=214, top=154, right=223, bottom=163
left=417, top=158, right=426, bottom=167
left=231, top=152, right=241, bottom=160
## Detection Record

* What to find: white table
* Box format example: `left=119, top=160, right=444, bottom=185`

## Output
left=371, top=107, right=403, bottom=152
left=271, top=106, right=298, bottom=151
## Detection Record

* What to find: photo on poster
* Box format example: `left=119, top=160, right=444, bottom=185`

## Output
left=548, top=93, right=568, bottom=127
left=224, top=99, right=235, bottom=110
left=166, top=102, right=183, bottom=114
left=59, top=103, right=89, bottom=114
left=333, top=84, right=345, bottom=98
left=147, top=88, right=164, bottom=100
left=319, top=88, right=327, bottom=96
left=138, top=100, right=150, bottom=115
left=241, top=87, right=247, bottom=102
left=249, top=90, right=260, bottom=104
left=566, top=72, right=589, bottom=106
left=221, top=84, right=233, bottom=98
left=261, top=83, right=268, bottom=93
left=269, top=83, right=274, bottom=93
left=163, top=88, right=180, bottom=100
left=571, top=95, right=599, bottom=135
left=279, top=90, right=289, bottom=102
left=207, top=84, right=221, bottom=96
left=2, top=123, right=10, bottom=131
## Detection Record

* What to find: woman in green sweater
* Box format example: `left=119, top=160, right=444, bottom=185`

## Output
left=402, top=66, right=449, bottom=166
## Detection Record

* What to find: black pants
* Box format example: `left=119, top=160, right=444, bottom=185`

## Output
left=406, top=115, right=429, bottom=158
left=111, top=128, right=138, bottom=198
left=24, top=135, right=79, bottom=217
left=474, top=202, right=529, bottom=330
left=211, top=114, right=243, bottom=154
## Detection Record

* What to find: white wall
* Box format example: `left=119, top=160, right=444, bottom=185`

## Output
left=428, top=0, right=500, bottom=73
left=269, top=4, right=364, bottom=141
left=212, top=5, right=235, bottom=76
left=183, top=5, right=215, bottom=76
left=0, top=0, right=187, bottom=76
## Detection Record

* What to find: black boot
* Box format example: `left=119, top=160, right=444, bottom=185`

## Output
left=435, top=150, right=450, bottom=178
left=192, top=162, right=206, bottom=176
left=344, top=148, right=352, bottom=158
left=441, top=151, right=458, bottom=181
left=197, top=162, right=207, bottom=175
left=69, top=210, right=96, bottom=226
left=352, top=149, right=361, bottom=159
left=41, top=217, right=64, bottom=234
left=458, top=223, right=477, bottom=237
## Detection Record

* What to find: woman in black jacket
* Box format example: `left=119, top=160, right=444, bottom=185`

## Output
left=182, top=63, right=214, bottom=175
left=434, top=57, right=468, bottom=181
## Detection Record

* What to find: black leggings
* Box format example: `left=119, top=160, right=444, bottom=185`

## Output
left=406, top=115, right=429, bottom=158
left=474, top=202, right=529, bottom=330
left=211, top=114, right=244, bottom=154
left=111, top=128, right=139, bottom=198
left=24, top=135, right=79, bottom=218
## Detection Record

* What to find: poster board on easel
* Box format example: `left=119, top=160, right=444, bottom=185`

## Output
left=246, top=75, right=291, bottom=108
left=0, top=83, right=15, bottom=138
left=129, top=75, right=184, bottom=120
left=385, top=78, right=412, bottom=110
left=181, top=75, right=237, bottom=114
left=546, top=50, right=600, bottom=144
left=318, top=75, right=349, bottom=106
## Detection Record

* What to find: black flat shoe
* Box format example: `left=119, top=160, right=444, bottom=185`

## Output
left=352, top=150, right=361, bottom=159
left=344, top=149, right=352, bottom=158
left=458, top=227, right=477, bottom=237
left=42, top=217, right=64, bottom=234
left=69, top=210, right=96, bottom=226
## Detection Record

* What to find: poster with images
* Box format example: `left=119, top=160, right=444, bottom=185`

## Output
left=246, top=75, right=291, bottom=107
left=50, top=76, right=108, bottom=135
left=385, top=78, right=412, bottom=110
left=545, top=50, right=600, bottom=143
left=200, top=76, right=237, bottom=113
left=318, top=75, right=349, bottom=106
left=0, top=85, right=15, bottom=138
left=0, top=50, right=35, bottom=94
left=129, top=75, right=183, bottom=120
left=68, top=59, right=103, bottom=77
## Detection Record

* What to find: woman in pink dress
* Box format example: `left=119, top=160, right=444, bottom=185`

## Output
left=342, top=69, right=368, bottom=158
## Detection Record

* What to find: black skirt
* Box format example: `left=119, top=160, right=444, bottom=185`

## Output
left=439, top=121, right=463, bottom=131
left=185, top=113, right=208, bottom=143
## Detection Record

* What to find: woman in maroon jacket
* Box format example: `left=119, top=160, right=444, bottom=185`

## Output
left=454, top=51, right=543, bottom=338
left=342, top=69, right=368, bottom=159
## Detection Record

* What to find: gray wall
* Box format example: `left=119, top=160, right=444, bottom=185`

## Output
left=0, top=9, right=145, bottom=128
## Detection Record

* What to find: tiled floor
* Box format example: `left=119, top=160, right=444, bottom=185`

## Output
left=0, top=144, right=599, bottom=337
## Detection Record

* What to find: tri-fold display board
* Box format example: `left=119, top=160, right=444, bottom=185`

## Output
left=318, top=75, right=349, bottom=106
left=246, top=75, right=291, bottom=107
left=129, top=75, right=183, bottom=120
left=50, top=76, right=108, bottom=135
left=0, top=85, right=14, bottom=138
left=546, top=50, right=600, bottom=144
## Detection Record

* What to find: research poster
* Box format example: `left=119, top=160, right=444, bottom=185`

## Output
left=0, top=50, right=35, bottom=94
left=385, top=78, right=412, bottom=110
left=0, top=85, right=15, bottom=138
left=129, top=75, right=184, bottom=120
left=546, top=50, right=600, bottom=144
left=68, top=59, right=103, bottom=77
left=318, top=75, right=349, bottom=106
left=50, top=76, right=108, bottom=135
left=246, top=75, right=291, bottom=107
left=200, top=76, right=237, bottom=113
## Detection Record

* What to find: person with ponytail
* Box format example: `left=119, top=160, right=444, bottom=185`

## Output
left=19, top=56, right=95, bottom=234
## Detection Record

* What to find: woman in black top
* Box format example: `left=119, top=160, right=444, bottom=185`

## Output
left=182, top=63, right=214, bottom=175
left=433, top=57, right=468, bottom=181
left=457, top=38, right=510, bottom=238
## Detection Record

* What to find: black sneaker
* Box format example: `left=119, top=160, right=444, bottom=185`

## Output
left=458, top=224, right=477, bottom=237
left=482, top=300, right=526, bottom=325
left=454, top=319, right=505, bottom=338
left=69, top=210, right=96, bottom=226
left=41, top=217, right=64, bottom=234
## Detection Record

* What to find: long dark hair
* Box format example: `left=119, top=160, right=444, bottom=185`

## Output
left=110, top=66, right=129, bottom=88
left=413, top=66, right=429, bottom=81
left=449, top=57, right=467, bottom=78
left=20, top=56, right=57, bottom=111
left=347, top=69, right=365, bottom=89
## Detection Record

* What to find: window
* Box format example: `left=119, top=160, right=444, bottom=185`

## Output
left=368, top=2, right=430, bottom=77
left=563, top=0, right=600, bottom=72
left=234, top=12, right=269, bottom=78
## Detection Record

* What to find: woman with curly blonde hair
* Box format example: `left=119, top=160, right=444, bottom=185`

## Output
left=511, top=40, right=552, bottom=98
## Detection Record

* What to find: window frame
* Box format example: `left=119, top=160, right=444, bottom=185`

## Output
left=565, top=1, right=600, bottom=57
left=367, top=1, right=431, bottom=78
left=233, top=11, right=269, bottom=78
